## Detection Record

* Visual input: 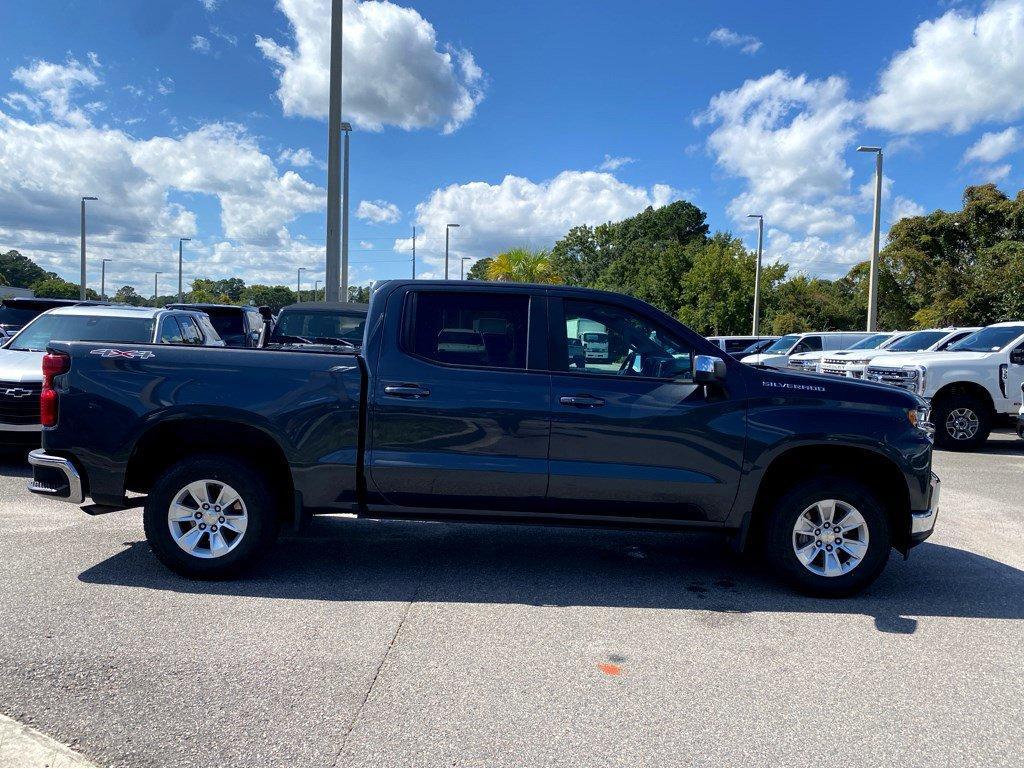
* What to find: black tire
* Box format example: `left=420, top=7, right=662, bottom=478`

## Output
left=143, top=454, right=280, bottom=579
left=765, top=476, right=891, bottom=597
left=932, top=393, right=991, bottom=451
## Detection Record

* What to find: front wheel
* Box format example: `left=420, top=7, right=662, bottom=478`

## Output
left=765, top=477, right=891, bottom=597
left=932, top=393, right=991, bottom=450
left=143, top=454, right=280, bottom=578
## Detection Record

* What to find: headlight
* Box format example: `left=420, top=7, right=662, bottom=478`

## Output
left=908, top=404, right=934, bottom=438
left=902, top=365, right=927, bottom=394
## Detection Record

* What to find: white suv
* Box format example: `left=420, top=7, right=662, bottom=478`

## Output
left=741, top=331, right=873, bottom=370
left=865, top=322, right=1024, bottom=449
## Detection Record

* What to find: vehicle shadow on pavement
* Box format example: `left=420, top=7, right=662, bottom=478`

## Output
left=78, top=516, right=1024, bottom=635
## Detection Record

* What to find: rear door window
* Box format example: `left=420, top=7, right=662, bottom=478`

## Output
left=158, top=317, right=185, bottom=344
left=176, top=315, right=203, bottom=345
left=407, top=292, right=529, bottom=369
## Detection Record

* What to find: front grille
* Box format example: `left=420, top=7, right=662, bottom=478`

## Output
left=0, top=381, right=41, bottom=425
left=819, top=359, right=849, bottom=376
left=788, top=360, right=817, bottom=371
left=864, top=367, right=917, bottom=391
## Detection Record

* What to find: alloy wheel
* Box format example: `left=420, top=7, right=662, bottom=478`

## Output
left=791, top=499, right=870, bottom=578
left=167, top=479, right=248, bottom=559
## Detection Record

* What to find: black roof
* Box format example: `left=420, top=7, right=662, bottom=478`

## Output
left=167, top=303, right=251, bottom=311
left=1, top=297, right=111, bottom=308
left=279, top=301, right=369, bottom=313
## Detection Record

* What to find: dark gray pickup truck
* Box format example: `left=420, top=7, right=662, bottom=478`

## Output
left=27, top=280, right=940, bottom=596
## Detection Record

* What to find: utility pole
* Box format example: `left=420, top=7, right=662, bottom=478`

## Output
left=297, top=267, right=307, bottom=303
left=411, top=226, right=416, bottom=279
left=445, top=223, right=460, bottom=280
left=324, top=0, right=343, bottom=301
left=747, top=214, right=764, bottom=336
left=461, top=256, right=471, bottom=280
left=100, top=258, right=111, bottom=301
left=858, top=145, right=884, bottom=332
left=341, top=122, right=352, bottom=301
left=314, top=279, right=320, bottom=301
left=153, top=272, right=162, bottom=307
left=80, top=196, right=98, bottom=299
left=177, top=237, right=191, bottom=303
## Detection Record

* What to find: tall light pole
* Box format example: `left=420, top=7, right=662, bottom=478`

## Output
left=411, top=226, right=416, bottom=279
left=341, top=121, right=352, bottom=301
left=324, top=0, right=343, bottom=302
left=314, top=279, right=321, bottom=301
left=153, top=272, right=163, bottom=307
left=858, top=145, right=884, bottom=332
left=100, top=258, right=112, bottom=301
left=177, top=237, right=191, bottom=303
left=80, top=196, right=98, bottom=300
left=747, top=214, right=764, bottom=336
left=297, top=267, right=307, bottom=303
left=461, top=256, right=471, bottom=280
left=445, top=223, right=460, bottom=280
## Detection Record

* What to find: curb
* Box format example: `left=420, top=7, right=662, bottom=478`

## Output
left=0, top=713, right=96, bottom=768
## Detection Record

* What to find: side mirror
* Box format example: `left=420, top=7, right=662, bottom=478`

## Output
left=694, top=354, right=727, bottom=384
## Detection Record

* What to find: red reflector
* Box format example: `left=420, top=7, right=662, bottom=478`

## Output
left=40, top=387, right=58, bottom=427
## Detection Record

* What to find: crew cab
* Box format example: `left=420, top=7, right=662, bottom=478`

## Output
left=0, top=306, right=223, bottom=447
left=838, top=328, right=979, bottom=379
left=744, top=331, right=874, bottom=370
left=167, top=303, right=267, bottom=348
left=865, top=321, right=1024, bottom=449
left=27, top=281, right=939, bottom=597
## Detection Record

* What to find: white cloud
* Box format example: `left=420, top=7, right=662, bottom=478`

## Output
left=699, top=70, right=859, bottom=240
left=9, top=54, right=102, bottom=126
left=598, top=154, right=635, bottom=171
left=256, top=0, right=485, bottom=133
left=891, top=195, right=925, bottom=223
left=866, top=0, right=1024, bottom=134
left=394, top=171, right=677, bottom=278
left=191, top=35, right=212, bottom=54
left=963, top=127, right=1022, bottom=164
left=278, top=147, right=318, bottom=167
left=707, top=27, right=763, bottom=55
left=199, top=0, right=220, bottom=10
left=356, top=199, right=401, bottom=224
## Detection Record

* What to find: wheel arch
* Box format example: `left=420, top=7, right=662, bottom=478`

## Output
left=932, top=380, right=995, bottom=415
left=748, top=444, right=912, bottom=552
left=125, top=417, right=295, bottom=524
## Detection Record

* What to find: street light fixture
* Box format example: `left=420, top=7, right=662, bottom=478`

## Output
left=445, top=223, right=460, bottom=280
left=80, top=196, right=98, bottom=300
left=100, top=258, right=112, bottom=301
left=461, top=256, right=472, bottom=280
left=297, top=267, right=308, bottom=303
left=857, top=145, right=884, bottom=332
left=153, top=272, right=163, bottom=307
left=747, top=214, right=764, bottom=336
left=177, top=237, right=191, bottom=303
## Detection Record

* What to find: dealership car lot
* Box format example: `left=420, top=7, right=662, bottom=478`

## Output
left=0, top=434, right=1021, bottom=767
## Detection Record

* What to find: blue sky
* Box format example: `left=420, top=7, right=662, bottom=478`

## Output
left=1, top=0, right=1021, bottom=295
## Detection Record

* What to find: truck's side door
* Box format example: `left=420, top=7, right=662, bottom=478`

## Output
left=546, top=295, right=746, bottom=522
left=367, top=286, right=551, bottom=512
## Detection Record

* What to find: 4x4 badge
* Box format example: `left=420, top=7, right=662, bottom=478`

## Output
left=89, top=349, right=156, bottom=359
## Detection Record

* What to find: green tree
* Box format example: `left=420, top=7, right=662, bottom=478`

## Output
left=31, top=277, right=98, bottom=300
left=0, top=250, right=52, bottom=288
left=241, top=285, right=296, bottom=312
left=466, top=257, right=492, bottom=281
left=486, top=248, right=561, bottom=283
left=0, top=270, right=8, bottom=286
left=113, top=285, right=144, bottom=306
left=348, top=285, right=371, bottom=303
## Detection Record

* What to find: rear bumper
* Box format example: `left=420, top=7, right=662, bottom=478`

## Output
left=27, top=449, right=84, bottom=504
left=909, top=472, right=940, bottom=546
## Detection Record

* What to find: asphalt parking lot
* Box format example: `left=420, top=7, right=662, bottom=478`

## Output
left=0, top=431, right=1022, bottom=767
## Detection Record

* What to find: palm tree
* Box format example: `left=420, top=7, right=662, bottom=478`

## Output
left=485, top=248, right=562, bottom=284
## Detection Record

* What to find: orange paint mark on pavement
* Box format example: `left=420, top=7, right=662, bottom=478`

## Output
left=598, top=663, right=622, bottom=676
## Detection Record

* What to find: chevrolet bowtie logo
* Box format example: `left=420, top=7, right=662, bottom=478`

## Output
left=2, top=388, right=32, bottom=398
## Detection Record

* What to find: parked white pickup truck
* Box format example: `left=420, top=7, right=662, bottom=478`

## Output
left=827, top=327, right=979, bottom=378
left=865, top=322, right=1024, bottom=449
left=810, top=332, right=906, bottom=376
left=743, top=331, right=872, bottom=370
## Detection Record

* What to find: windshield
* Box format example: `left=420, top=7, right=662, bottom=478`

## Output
left=0, top=304, right=43, bottom=328
left=270, top=309, right=366, bottom=345
left=948, top=325, right=1024, bottom=352
left=848, top=333, right=892, bottom=350
left=764, top=334, right=800, bottom=354
left=885, top=330, right=947, bottom=352
left=9, top=313, right=154, bottom=351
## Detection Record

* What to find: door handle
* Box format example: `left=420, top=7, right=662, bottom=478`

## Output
left=559, top=394, right=605, bottom=408
left=383, top=384, right=431, bottom=398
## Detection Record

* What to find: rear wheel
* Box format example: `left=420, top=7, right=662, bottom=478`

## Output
left=932, top=393, right=991, bottom=450
left=143, top=454, right=280, bottom=578
left=765, top=476, right=891, bottom=597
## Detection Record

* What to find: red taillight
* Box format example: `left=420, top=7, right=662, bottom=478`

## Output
left=40, top=352, right=70, bottom=427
